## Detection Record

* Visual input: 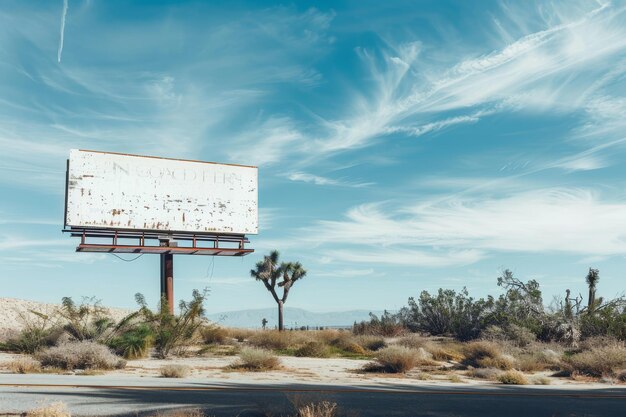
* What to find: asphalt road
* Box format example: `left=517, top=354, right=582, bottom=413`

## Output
left=1, top=374, right=625, bottom=417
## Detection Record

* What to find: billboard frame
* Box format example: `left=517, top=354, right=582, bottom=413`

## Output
left=63, top=149, right=256, bottom=314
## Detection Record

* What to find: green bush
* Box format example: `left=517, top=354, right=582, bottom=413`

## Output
left=108, top=324, right=154, bottom=359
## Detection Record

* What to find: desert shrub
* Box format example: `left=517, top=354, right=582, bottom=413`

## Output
left=515, top=349, right=562, bottom=372
left=26, top=402, right=70, bottom=417
left=5, top=310, right=63, bottom=354
left=135, top=290, right=208, bottom=358
left=448, top=374, right=464, bottom=383
left=56, top=297, right=114, bottom=342
left=396, top=334, right=429, bottom=350
left=462, top=341, right=512, bottom=370
left=353, top=311, right=406, bottom=337
left=498, top=370, right=528, bottom=385
left=160, top=364, right=191, bottom=378
left=429, top=343, right=464, bottom=362
left=579, top=306, right=626, bottom=341
left=227, top=328, right=256, bottom=342
left=355, top=335, right=387, bottom=351
left=531, top=376, right=551, bottom=385
left=467, top=367, right=502, bottom=380
left=367, top=346, right=429, bottom=373
left=248, top=330, right=310, bottom=350
left=231, top=347, right=281, bottom=371
left=295, top=341, right=330, bottom=358
left=8, top=357, right=42, bottom=374
left=200, top=325, right=228, bottom=345
left=298, top=401, right=337, bottom=417
left=404, top=288, right=493, bottom=341
left=108, top=324, right=154, bottom=359
left=37, top=341, right=126, bottom=370
left=482, top=324, right=536, bottom=347
left=565, top=345, right=626, bottom=377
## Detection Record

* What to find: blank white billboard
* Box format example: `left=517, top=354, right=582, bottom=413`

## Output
left=65, top=149, right=258, bottom=235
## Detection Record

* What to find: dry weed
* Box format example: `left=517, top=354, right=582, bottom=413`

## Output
left=26, top=402, right=70, bottom=417
left=230, top=347, right=281, bottom=371
left=160, top=364, right=191, bottom=378
left=498, top=370, right=529, bottom=385
left=8, top=357, right=42, bottom=374
left=297, top=401, right=337, bottom=417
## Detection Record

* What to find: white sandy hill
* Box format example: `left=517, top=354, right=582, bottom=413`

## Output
left=0, top=297, right=131, bottom=341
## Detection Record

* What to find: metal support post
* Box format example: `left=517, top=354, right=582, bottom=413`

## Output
left=160, top=253, right=174, bottom=315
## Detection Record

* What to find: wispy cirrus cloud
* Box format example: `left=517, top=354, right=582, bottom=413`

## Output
left=305, top=188, right=626, bottom=263
left=287, top=172, right=373, bottom=188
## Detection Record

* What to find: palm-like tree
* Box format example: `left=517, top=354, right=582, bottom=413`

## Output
left=250, top=251, right=307, bottom=331
left=585, top=268, right=600, bottom=313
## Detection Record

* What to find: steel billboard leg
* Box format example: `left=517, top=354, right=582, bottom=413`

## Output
left=160, top=253, right=174, bottom=315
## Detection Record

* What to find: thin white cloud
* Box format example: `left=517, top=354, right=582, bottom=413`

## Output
left=305, top=188, right=626, bottom=260
left=57, top=0, right=68, bottom=63
left=287, top=172, right=373, bottom=188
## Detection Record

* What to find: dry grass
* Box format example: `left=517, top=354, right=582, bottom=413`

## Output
left=248, top=330, right=312, bottom=350
left=365, top=346, right=432, bottom=373
left=146, top=409, right=206, bottom=417
left=515, top=349, right=563, bottom=372
left=531, top=376, right=551, bottom=385
left=297, top=401, right=337, bottom=417
left=396, top=334, right=429, bottom=350
left=160, top=364, right=191, bottom=378
left=498, top=370, right=529, bottom=385
left=566, top=345, right=626, bottom=378
left=36, top=341, right=126, bottom=370
left=295, top=341, right=330, bottom=358
left=462, top=341, right=512, bottom=370
left=447, top=374, right=464, bottom=383
left=226, top=328, right=256, bottom=343
left=26, top=402, right=70, bottom=417
left=354, top=335, right=386, bottom=351
left=466, top=367, right=502, bottom=381
left=200, top=326, right=228, bottom=345
left=230, top=347, right=281, bottom=371
left=8, top=357, right=42, bottom=374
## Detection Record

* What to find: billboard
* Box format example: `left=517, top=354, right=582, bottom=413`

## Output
left=65, top=149, right=258, bottom=235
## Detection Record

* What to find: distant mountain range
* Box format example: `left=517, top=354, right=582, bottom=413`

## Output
left=206, top=307, right=384, bottom=329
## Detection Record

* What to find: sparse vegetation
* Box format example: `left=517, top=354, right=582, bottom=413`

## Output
left=160, top=364, right=191, bottom=378
left=497, top=370, right=529, bottom=385
left=295, top=341, right=330, bottom=358
left=365, top=346, right=429, bottom=373
left=462, top=341, right=512, bottom=370
left=8, top=357, right=42, bottom=374
left=231, top=347, right=281, bottom=371
left=26, top=402, right=71, bottom=417
left=565, top=344, right=626, bottom=378
left=297, top=401, right=337, bottom=417
left=36, top=340, right=126, bottom=370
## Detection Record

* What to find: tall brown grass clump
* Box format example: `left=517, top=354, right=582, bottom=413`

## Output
left=26, top=402, right=71, bottom=417
left=146, top=409, right=205, bottom=417
left=396, top=334, right=429, bottom=350
left=497, top=370, right=529, bottom=385
left=365, top=346, right=429, bottom=373
left=36, top=341, right=126, bottom=370
left=297, top=401, right=337, bottom=417
left=462, top=341, right=513, bottom=370
left=200, top=325, right=228, bottom=345
left=231, top=347, right=281, bottom=371
left=248, top=330, right=311, bottom=350
left=565, top=344, right=626, bottom=378
left=160, top=364, right=191, bottom=378
left=8, top=357, right=42, bottom=374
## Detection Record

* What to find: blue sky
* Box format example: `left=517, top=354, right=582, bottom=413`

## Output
left=1, top=0, right=625, bottom=316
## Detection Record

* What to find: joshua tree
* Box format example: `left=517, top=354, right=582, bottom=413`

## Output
left=585, top=268, right=600, bottom=313
left=261, top=318, right=268, bottom=330
left=250, top=250, right=307, bottom=331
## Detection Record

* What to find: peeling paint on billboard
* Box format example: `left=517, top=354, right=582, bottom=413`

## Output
left=65, top=149, right=258, bottom=235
